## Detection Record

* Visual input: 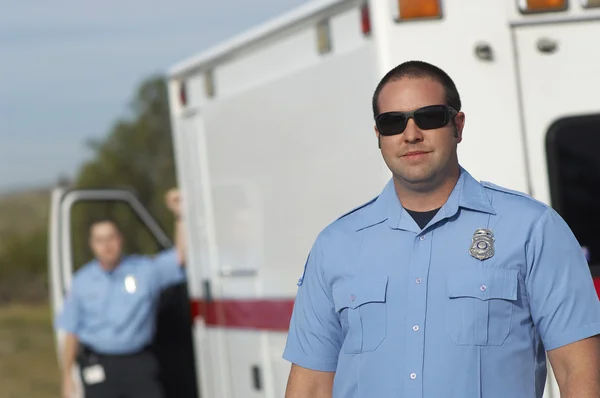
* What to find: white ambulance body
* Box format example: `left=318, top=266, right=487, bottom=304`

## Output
left=49, top=0, right=600, bottom=397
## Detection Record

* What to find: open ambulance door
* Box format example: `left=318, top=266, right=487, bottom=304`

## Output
left=48, top=187, right=199, bottom=398
left=513, top=18, right=600, bottom=398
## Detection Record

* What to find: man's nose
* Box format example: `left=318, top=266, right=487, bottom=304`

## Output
left=403, top=119, right=424, bottom=143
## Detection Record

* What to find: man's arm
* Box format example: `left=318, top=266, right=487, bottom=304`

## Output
left=526, top=208, right=600, bottom=396
left=548, top=336, right=600, bottom=397
left=55, top=282, right=81, bottom=398
left=282, top=236, right=342, bottom=397
left=285, top=364, right=334, bottom=398
left=165, top=188, right=185, bottom=265
left=174, top=214, right=185, bottom=266
left=150, top=189, right=187, bottom=290
left=62, top=332, right=79, bottom=376
left=60, top=332, right=79, bottom=398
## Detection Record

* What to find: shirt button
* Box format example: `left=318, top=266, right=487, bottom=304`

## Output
left=412, top=325, right=419, bottom=332
left=480, top=285, right=487, bottom=292
left=416, top=278, right=422, bottom=284
left=419, top=235, right=426, bottom=241
left=410, top=373, right=417, bottom=380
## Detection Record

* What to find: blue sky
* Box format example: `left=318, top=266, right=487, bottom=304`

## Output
left=0, top=0, right=309, bottom=192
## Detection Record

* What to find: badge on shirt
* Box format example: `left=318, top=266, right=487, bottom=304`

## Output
left=469, top=228, right=495, bottom=260
left=82, top=364, right=106, bottom=385
left=124, top=275, right=137, bottom=293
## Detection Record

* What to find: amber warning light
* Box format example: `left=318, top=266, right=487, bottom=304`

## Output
left=519, top=0, right=567, bottom=12
left=397, top=0, right=442, bottom=20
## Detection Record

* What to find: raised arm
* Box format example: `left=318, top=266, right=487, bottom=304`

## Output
left=165, top=188, right=185, bottom=265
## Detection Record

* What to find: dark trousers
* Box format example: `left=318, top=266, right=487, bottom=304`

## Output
left=77, top=346, right=164, bottom=398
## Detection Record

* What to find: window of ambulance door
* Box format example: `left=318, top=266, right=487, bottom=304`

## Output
left=546, top=114, right=600, bottom=272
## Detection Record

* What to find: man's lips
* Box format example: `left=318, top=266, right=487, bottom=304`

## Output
left=402, top=151, right=430, bottom=158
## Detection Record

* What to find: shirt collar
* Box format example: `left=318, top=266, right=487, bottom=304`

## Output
left=90, top=255, right=131, bottom=276
left=357, top=166, right=495, bottom=232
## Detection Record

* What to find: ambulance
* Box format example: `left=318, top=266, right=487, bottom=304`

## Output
left=49, top=0, right=600, bottom=397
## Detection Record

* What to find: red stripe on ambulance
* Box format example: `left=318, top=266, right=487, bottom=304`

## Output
left=190, top=298, right=295, bottom=331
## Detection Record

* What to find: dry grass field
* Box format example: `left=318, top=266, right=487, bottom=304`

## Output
left=0, top=189, right=60, bottom=397
left=0, top=303, right=61, bottom=398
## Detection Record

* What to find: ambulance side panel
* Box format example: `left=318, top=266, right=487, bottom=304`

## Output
left=170, top=3, right=388, bottom=397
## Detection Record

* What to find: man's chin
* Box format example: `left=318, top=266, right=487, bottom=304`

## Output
left=393, top=171, right=445, bottom=192
left=396, top=170, right=436, bottom=185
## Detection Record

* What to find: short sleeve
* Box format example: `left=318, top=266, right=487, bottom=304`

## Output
left=55, top=283, right=81, bottom=334
left=282, top=236, right=342, bottom=372
left=526, top=208, right=600, bottom=351
left=152, top=248, right=186, bottom=290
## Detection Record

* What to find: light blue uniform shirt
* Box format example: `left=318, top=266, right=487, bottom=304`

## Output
left=56, top=248, right=185, bottom=355
left=283, top=167, right=600, bottom=398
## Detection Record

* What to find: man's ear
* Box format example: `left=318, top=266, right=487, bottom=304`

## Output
left=454, top=112, right=465, bottom=143
left=375, top=125, right=381, bottom=148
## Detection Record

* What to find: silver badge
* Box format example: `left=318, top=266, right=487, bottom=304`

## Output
left=469, top=229, right=495, bottom=260
left=124, top=275, right=137, bottom=293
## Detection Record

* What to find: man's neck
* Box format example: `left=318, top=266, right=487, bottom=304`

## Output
left=394, top=166, right=460, bottom=212
left=99, top=258, right=121, bottom=272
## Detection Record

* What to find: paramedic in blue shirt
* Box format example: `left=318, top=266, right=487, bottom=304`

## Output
left=283, top=61, right=600, bottom=397
left=57, top=188, right=186, bottom=398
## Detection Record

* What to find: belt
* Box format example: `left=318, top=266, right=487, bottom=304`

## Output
left=77, top=344, right=152, bottom=364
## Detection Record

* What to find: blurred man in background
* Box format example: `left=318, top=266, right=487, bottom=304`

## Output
left=56, top=188, right=186, bottom=398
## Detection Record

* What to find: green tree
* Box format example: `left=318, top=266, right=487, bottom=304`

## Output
left=71, top=75, right=177, bottom=268
left=0, top=75, right=177, bottom=301
left=0, top=228, right=49, bottom=302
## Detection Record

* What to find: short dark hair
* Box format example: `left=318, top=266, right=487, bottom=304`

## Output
left=372, top=60, right=462, bottom=118
left=88, top=217, right=122, bottom=235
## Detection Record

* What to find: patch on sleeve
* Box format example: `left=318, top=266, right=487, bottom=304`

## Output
left=582, top=245, right=591, bottom=262
left=297, top=254, right=310, bottom=287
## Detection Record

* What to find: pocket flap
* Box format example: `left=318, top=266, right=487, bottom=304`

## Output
left=447, top=268, right=518, bottom=301
left=333, top=276, right=388, bottom=312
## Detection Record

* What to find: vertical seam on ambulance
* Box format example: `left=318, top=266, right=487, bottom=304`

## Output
left=510, top=27, right=534, bottom=197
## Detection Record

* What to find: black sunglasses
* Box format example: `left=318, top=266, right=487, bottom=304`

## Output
left=375, top=105, right=458, bottom=136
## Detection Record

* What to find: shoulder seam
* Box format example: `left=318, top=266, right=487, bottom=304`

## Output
left=481, top=181, right=553, bottom=211
left=480, top=181, right=530, bottom=198
left=335, top=196, right=378, bottom=222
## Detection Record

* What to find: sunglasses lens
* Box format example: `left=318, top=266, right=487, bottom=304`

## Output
left=377, top=113, right=407, bottom=136
left=414, top=106, right=449, bottom=130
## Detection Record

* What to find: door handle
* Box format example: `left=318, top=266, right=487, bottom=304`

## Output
left=202, top=279, right=213, bottom=302
left=251, top=365, right=262, bottom=391
left=219, top=266, right=257, bottom=277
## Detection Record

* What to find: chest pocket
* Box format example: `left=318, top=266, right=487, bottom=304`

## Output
left=446, top=268, right=518, bottom=346
left=81, top=290, right=106, bottom=316
left=111, top=275, right=155, bottom=327
left=332, top=276, right=388, bottom=354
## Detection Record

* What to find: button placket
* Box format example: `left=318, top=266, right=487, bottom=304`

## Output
left=404, top=231, right=431, bottom=398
